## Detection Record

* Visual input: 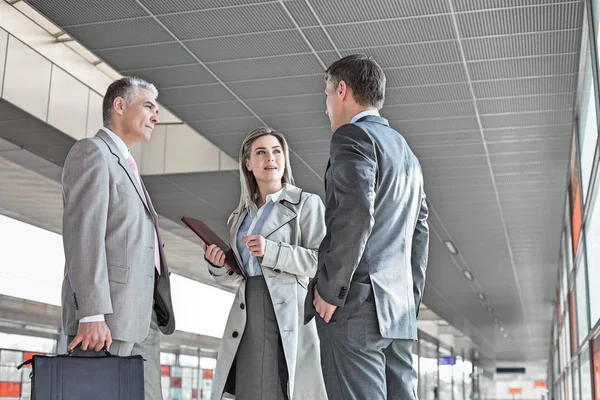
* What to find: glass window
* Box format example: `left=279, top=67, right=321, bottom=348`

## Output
left=419, top=340, right=438, bottom=400
left=569, top=134, right=583, bottom=258
left=572, top=359, right=580, bottom=400
left=576, top=251, right=590, bottom=346
left=570, top=290, right=578, bottom=355
left=581, top=346, right=593, bottom=400
left=438, top=347, right=452, bottom=400
left=586, top=186, right=600, bottom=327
left=577, top=38, right=599, bottom=206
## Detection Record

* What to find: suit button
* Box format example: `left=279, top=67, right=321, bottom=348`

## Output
left=273, top=269, right=281, bottom=273
left=240, top=303, right=245, bottom=310
left=232, top=331, right=239, bottom=338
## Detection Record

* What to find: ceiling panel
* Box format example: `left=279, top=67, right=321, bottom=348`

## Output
left=326, top=16, right=456, bottom=48
left=96, top=43, right=196, bottom=71
left=310, top=0, right=450, bottom=24
left=140, top=0, right=273, bottom=14
left=122, top=64, right=217, bottom=89
left=157, top=3, right=294, bottom=39
left=456, top=2, right=582, bottom=37
left=468, top=54, right=579, bottom=81
left=185, top=30, right=311, bottom=62
left=158, top=85, right=235, bottom=106
left=168, top=102, right=252, bottom=121
left=209, top=53, right=325, bottom=82
left=65, top=18, right=173, bottom=50
left=463, top=29, right=581, bottom=61
left=27, top=0, right=147, bottom=26
left=340, top=41, right=462, bottom=68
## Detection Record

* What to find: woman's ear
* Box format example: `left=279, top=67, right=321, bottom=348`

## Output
left=245, top=158, right=252, bottom=172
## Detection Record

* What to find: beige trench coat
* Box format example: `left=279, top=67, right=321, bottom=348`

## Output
left=208, top=184, right=328, bottom=400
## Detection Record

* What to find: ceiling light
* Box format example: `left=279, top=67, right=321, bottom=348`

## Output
left=477, top=292, right=486, bottom=301
left=487, top=306, right=494, bottom=314
left=493, top=317, right=499, bottom=323
left=503, top=333, right=509, bottom=338
left=463, top=270, right=474, bottom=281
left=500, top=326, right=505, bottom=332
left=443, top=240, right=458, bottom=255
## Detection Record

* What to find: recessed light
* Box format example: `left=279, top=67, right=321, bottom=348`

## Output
left=463, top=270, right=474, bottom=281
left=494, top=317, right=499, bottom=323
left=503, top=333, right=509, bottom=338
left=487, top=306, right=494, bottom=314
left=443, top=240, right=458, bottom=255
left=500, top=326, right=505, bottom=332
left=477, top=292, right=486, bottom=301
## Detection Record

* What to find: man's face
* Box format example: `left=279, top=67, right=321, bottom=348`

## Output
left=324, top=79, right=343, bottom=132
left=122, top=88, right=159, bottom=143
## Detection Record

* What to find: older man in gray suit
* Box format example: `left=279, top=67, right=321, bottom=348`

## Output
left=305, top=54, right=429, bottom=399
left=61, top=77, right=175, bottom=399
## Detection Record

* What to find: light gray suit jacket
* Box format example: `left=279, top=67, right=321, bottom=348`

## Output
left=305, top=115, right=429, bottom=340
left=61, top=129, right=175, bottom=343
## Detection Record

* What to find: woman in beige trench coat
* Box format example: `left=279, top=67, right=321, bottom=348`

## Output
left=203, top=128, right=327, bottom=400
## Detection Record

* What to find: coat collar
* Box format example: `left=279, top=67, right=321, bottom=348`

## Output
left=95, top=129, right=150, bottom=212
left=355, top=114, right=390, bottom=127
left=230, top=184, right=303, bottom=244
left=278, top=184, right=302, bottom=205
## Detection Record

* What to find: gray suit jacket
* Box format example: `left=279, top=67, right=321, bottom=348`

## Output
left=305, top=115, right=429, bottom=340
left=61, top=130, right=175, bottom=343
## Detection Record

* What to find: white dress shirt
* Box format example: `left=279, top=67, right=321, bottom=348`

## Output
left=236, top=186, right=285, bottom=276
left=350, top=109, right=380, bottom=123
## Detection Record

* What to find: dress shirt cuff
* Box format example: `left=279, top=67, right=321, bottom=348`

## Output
left=79, top=314, right=105, bottom=323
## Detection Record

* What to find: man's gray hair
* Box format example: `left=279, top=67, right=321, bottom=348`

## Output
left=102, top=77, right=158, bottom=125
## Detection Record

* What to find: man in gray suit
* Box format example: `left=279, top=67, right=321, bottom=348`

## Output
left=61, top=77, right=175, bottom=399
left=305, top=55, right=429, bottom=399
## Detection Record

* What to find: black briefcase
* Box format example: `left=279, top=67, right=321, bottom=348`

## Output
left=17, top=348, right=144, bottom=400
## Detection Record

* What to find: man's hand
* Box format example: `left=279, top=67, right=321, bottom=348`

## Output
left=313, top=286, right=338, bottom=323
left=241, top=235, right=266, bottom=258
left=68, top=321, right=112, bottom=352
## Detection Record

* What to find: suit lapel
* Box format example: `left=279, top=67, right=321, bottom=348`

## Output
left=96, top=130, right=150, bottom=213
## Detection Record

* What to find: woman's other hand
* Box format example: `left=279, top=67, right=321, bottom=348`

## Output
left=241, top=235, right=266, bottom=258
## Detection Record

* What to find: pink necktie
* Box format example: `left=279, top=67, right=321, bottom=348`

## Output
left=127, top=156, right=161, bottom=275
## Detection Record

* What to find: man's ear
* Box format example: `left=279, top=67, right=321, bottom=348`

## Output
left=113, top=96, right=126, bottom=117
left=337, top=80, right=348, bottom=101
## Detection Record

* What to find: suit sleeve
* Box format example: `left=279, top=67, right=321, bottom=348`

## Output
left=411, top=189, right=429, bottom=316
left=261, top=194, right=326, bottom=278
left=316, top=125, right=377, bottom=306
left=62, top=140, right=113, bottom=319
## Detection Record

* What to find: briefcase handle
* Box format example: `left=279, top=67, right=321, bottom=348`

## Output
left=17, top=345, right=112, bottom=370
left=67, top=343, right=112, bottom=357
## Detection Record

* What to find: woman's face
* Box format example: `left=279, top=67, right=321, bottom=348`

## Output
left=245, top=135, right=285, bottom=186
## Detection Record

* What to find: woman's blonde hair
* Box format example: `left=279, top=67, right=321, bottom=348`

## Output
left=233, top=127, right=294, bottom=218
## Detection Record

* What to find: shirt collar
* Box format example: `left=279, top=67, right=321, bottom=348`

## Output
left=350, top=109, right=380, bottom=124
left=266, top=186, right=286, bottom=204
left=101, top=127, right=130, bottom=160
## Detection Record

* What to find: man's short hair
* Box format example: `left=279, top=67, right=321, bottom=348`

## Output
left=102, top=77, right=158, bottom=125
left=325, top=54, right=386, bottom=109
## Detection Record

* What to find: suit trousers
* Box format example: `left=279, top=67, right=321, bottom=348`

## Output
left=316, top=299, right=418, bottom=400
left=69, top=311, right=162, bottom=400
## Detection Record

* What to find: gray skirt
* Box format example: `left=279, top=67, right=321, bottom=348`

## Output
left=234, top=276, right=288, bottom=400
